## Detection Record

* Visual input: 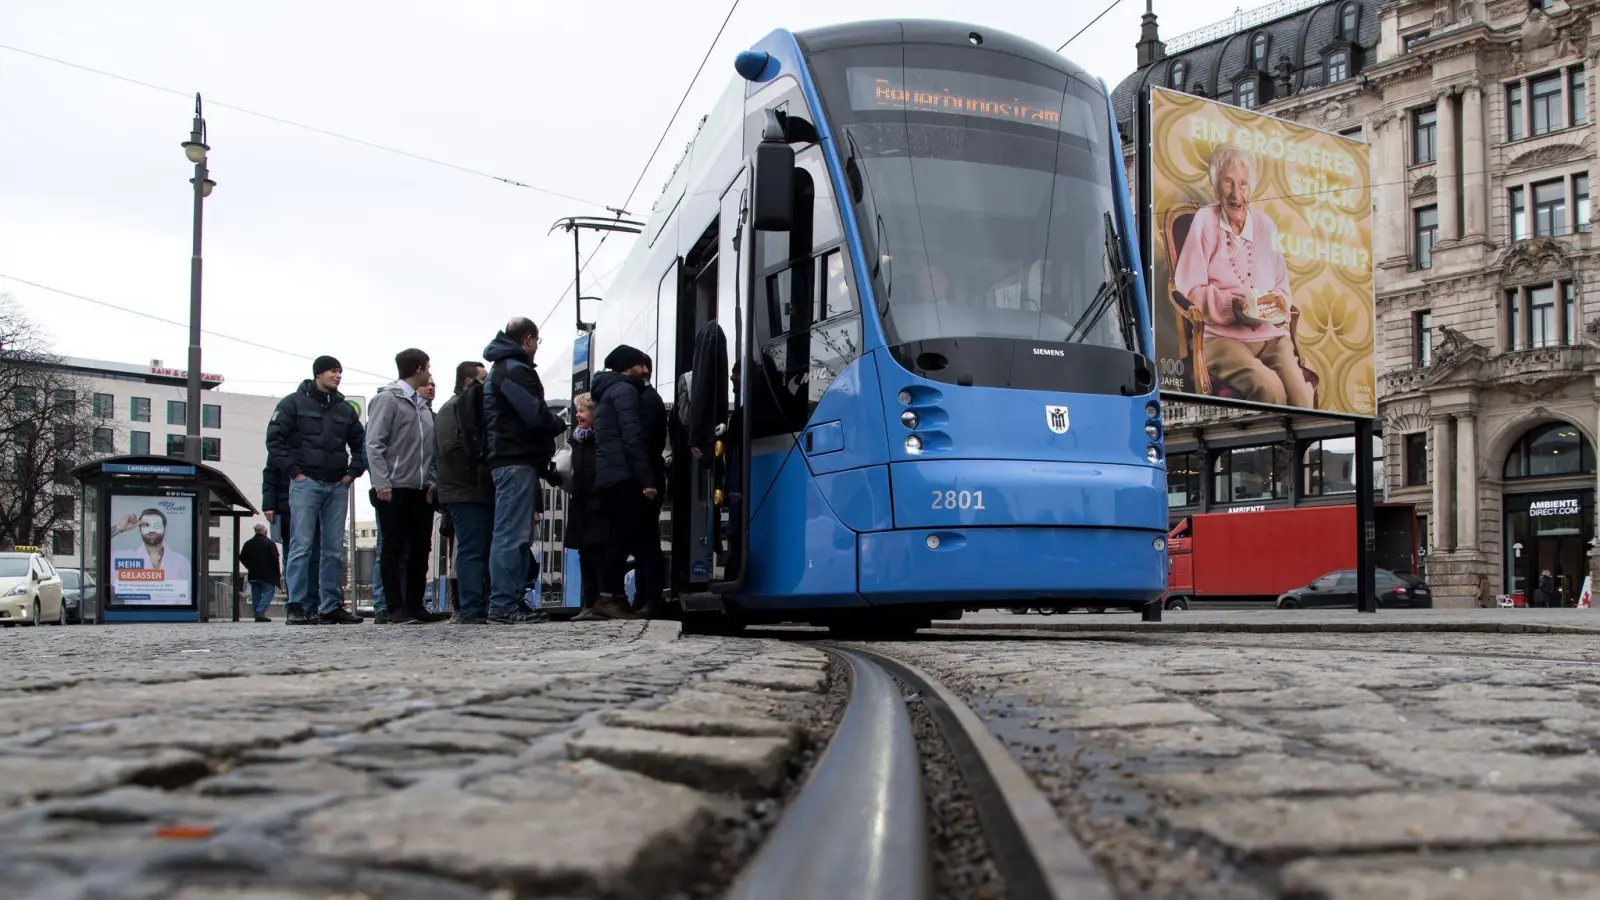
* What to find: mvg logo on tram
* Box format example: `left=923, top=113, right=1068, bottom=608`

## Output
left=115, top=561, right=165, bottom=582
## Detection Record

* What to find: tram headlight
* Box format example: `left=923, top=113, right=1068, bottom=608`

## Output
left=1145, top=401, right=1159, bottom=419
left=905, top=435, right=924, bottom=454
left=1144, top=422, right=1160, bottom=441
left=898, top=390, right=913, bottom=405
left=926, top=535, right=941, bottom=549
left=901, top=411, right=920, bottom=429
left=1147, top=445, right=1161, bottom=464
left=1153, top=537, right=1166, bottom=551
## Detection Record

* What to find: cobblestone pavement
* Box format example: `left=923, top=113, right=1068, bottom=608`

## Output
left=0, top=622, right=836, bottom=900
left=862, top=629, right=1600, bottom=900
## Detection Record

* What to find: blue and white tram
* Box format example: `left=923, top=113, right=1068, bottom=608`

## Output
left=590, top=19, right=1167, bottom=635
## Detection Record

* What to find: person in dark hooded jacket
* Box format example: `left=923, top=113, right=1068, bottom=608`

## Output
left=591, top=345, right=667, bottom=616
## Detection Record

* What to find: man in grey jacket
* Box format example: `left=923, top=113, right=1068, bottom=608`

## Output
left=365, top=348, right=440, bottom=626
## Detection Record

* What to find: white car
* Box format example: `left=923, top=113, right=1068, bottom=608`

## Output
left=0, top=551, right=66, bottom=626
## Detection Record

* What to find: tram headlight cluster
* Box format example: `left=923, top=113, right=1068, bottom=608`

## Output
left=905, top=435, right=924, bottom=454
left=1144, top=400, right=1162, bottom=464
left=901, top=410, right=919, bottom=429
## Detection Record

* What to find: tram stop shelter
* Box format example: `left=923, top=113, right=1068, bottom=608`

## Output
left=71, top=455, right=258, bottom=624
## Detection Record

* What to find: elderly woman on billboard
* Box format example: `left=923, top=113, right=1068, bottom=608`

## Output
left=1174, top=145, right=1315, bottom=409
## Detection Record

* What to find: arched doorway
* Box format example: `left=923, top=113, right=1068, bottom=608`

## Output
left=1502, top=422, right=1596, bottom=604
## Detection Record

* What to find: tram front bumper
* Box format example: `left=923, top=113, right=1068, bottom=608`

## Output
left=857, top=525, right=1167, bottom=606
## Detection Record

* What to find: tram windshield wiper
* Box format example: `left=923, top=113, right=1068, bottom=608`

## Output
left=1062, top=213, right=1134, bottom=346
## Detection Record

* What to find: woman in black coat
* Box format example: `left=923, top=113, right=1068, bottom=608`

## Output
left=547, top=393, right=622, bottom=620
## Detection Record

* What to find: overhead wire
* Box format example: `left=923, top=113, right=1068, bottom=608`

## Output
left=0, top=43, right=609, bottom=208
left=1058, top=0, right=1132, bottom=53
left=538, top=0, right=743, bottom=333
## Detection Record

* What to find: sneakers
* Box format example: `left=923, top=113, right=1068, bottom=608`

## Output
left=373, top=613, right=389, bottom=625
left=450, top=613, right=488, bottom=625
left=285, top=609, right=319, bottom=625
left=422, top=610, right=453, bottom=623
left=592, top=596, right=638, bottom=621
left=572, top=606, right=602, bottom=622
left=386, top=610, right=430, bottom=625
left=254, top=614, right=272, bottom=623
left=320, top=609, right=364, bottom=625
left=488, top=608, right=548, bottom=625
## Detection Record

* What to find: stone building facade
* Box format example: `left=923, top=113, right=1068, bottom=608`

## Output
left=1112, top=0, right=1600, bottom=607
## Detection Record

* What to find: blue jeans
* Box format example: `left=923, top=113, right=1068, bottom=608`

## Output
left=287, top=479, right=348, bottom=615
left=250, top=580, right=276, bottom=616
left=489, top=465, right=536, bottom=616
left=371, top=514, right=386, bottom=614
left=448, top=501, right=493, bottom=618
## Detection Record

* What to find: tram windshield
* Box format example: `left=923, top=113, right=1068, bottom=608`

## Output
left=806, top=43, right=1134, bottom=353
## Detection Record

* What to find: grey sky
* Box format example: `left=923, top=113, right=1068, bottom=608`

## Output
left=1, top=0, right=1241, bottom=514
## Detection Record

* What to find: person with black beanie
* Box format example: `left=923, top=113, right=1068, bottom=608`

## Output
left=589, top=344, right=668, bottom=618
left=265, top=355, right=366, bottom=625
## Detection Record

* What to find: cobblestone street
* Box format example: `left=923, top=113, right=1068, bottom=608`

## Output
left=863, top=627, right=1600, bottom=899
left=7, top=620, right=1600, bottom=898
left=0, top=622, right=837, bottom=899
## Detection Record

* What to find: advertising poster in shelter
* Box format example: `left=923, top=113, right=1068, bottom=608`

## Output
left=1147, top=86, right=1375, bottom=416
left=107, top=492, right=195, bottom=607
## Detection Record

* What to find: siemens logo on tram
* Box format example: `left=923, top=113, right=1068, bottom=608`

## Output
left=1031, top=348, right=1065, bottom=357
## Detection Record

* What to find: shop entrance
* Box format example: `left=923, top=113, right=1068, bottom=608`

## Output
left=1504, top=492, right=1592, bottom=605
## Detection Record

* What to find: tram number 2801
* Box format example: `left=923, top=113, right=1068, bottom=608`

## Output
left=930, top=490, right=986, bottom=510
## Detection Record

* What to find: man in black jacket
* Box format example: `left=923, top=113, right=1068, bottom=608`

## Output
left=482, top=318, right=564, bottom=624
left=591, top=345, right=667, bottom=616
left=265, top=356, right=366, bottom=625
left=238, top=523, right=281, bottom=623
left=432, top=360, right=494, bottom=623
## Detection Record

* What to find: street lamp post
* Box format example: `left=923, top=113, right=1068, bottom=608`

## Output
left=181, top=93, right=216, bottom=464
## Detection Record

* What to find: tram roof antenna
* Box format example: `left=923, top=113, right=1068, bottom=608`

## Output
left=549, top=214, right=646, bottom=333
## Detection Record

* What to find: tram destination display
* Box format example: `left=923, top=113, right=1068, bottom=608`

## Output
left=1146, top=86, right=1375, bottom=417
left=107, top=492, right=195, bottom=607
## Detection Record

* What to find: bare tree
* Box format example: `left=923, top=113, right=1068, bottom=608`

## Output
left=0, top=296, right=116, bottom=552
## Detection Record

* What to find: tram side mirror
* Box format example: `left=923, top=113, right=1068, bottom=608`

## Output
left=753, top=110, right=795, bottom=232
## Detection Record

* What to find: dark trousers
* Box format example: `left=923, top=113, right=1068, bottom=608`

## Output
left=373, top=488, right=434, bottom=617
left=600, top=481, right=663, bottom=606
left=578, top=547, right=602, bottom=609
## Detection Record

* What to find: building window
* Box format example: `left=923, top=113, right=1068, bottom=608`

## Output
left=92, top=427, right=113, bottom=453
left=1507, top=83, right=1525, bottom=141
left=1573, top=66, right=1589, bottom=126
left=1565, top=282, right=1578, bottom=345
left=53, top=529, right=75, bottom=557
left=1403, top=31, right=1429, bottom=52
left=52, top=424, right=73, bottom=451
left=1412, top=107, right=1437, bottom=164
left=1408, top=432, right=1433, bottom=483
left=202, top=437, right=221, bottom=462
left=166, top=434, right=185, bottom=457
left=1532, top=71, right=1564, bottom=135
left=202, top=404, right=221, bottom=429
left=1167, top=451, right=1201, bottom=507
left=1250, top=34, right=1269, bottom=70
left=1530, top=284, right=1558, bottom=347
left=130, top=397, right=150, bottom=423
left=1338, top=2, right=1358, bottom=39
left=1235, top=80, right=1257, bottom=109
left=53, top=495, right=75, bottom=519
left=1169, top=61, right=1187, bottom=89
left=51, top=389, right=76, bottom=410
left=1326, top=51, right=1350, bottom=84
left=1212, top=445, right=1290, bottom=504
left=130, top=431, right=150, bottom=455
left=206, top=537, right=221, bottom=562
left=92, top=392, right=114, bottom=418
left=1507, top=289, right=1523, bottom=350
left=1503, top=423, right=1596, bottom=478
left=1339, top=125, right=1364, bottom=140
left=1304, top=438, right=1359, bottom=497
left=1576, top=174, right=1590, bottom=233
left=13, top=386, right=39, bottom=411
left=1415, top=310, right=1433, bottom=367
left=1510, top=186, right=1529, bottom=241
left=1533, top=179, right=1566, bottom=236
left=1414, top=206, right=1438, bottom=269
left=167, top=400, right=186, bottom=426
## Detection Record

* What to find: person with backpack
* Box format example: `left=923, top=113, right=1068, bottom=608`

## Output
left=431, top=360, right=493, bottom=623
left=480, top=318, right=565, bottom=625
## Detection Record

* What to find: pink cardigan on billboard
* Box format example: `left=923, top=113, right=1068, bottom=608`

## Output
left=1173, top=204, right=1292, bottom=343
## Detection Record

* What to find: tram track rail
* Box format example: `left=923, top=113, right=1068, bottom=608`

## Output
left=725, top=645, right=1114, bottom=900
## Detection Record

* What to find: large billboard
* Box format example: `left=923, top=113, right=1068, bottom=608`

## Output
left=1146, top=86, right=1375, bottom=417
left=107, top=492, right=195, bottom=607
